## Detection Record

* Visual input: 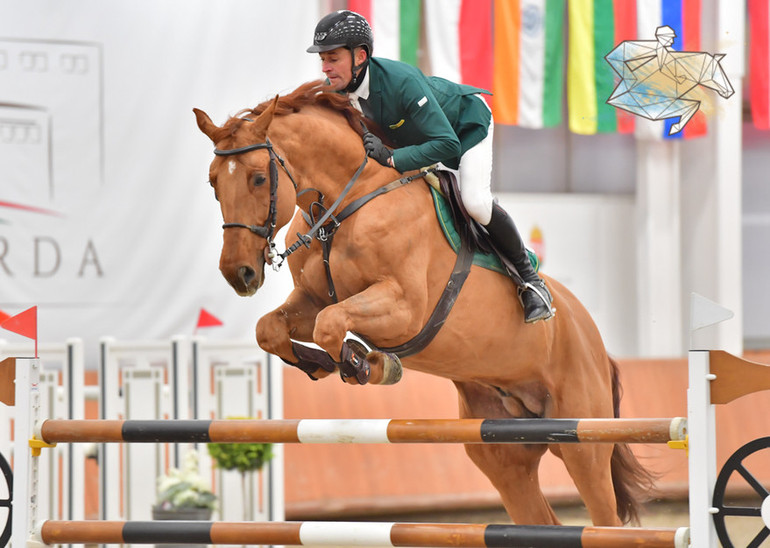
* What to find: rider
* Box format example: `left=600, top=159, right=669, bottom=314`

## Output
left=307, top=10, right=554, bottom=323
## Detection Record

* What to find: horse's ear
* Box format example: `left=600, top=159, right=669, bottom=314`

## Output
left=251, top=95, right=280, bottom=137
left=193, top=108, right=226, bottom=142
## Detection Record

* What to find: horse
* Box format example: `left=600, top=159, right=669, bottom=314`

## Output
left=605, top=33, right=734, bottom=135
left=193, top=81, right=653, bottom=526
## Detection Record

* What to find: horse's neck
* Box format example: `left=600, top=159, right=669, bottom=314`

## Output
left=271, top=110, right=389, bottom=209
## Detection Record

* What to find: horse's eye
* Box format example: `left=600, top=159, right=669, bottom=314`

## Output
left=252, top=174, right=267, bottom=187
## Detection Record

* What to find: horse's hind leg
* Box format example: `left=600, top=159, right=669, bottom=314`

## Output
left=454, top=381, right=560, bottom=525
left=550, top=443, right=622, bottom=526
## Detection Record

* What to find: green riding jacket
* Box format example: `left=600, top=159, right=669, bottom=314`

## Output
left=363, top=57, right=491, bottom=171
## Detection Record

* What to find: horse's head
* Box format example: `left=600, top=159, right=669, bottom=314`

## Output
left=194, top=99, right=297, bottom=296
left=705, top=53, right=735, bottom=99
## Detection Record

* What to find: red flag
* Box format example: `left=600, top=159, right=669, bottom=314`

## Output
left=196, top=308, right=223, bottom=329
left=1, top=306, right=38, bottom=357
left=0, top=309, right=10, bottom=324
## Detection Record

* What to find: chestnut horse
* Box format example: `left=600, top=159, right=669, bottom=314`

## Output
left=194, top=81, right=652, bottom=526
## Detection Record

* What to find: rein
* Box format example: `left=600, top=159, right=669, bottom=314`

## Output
left=213, top=134, right=466, bottom=359
left=213, top=136, right=369, bottom=269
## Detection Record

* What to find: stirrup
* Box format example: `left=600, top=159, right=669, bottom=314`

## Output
left=518, top=281, right=555, bottom=323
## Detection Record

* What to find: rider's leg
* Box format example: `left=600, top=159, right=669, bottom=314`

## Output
left=485, top=203, right=553, bottom=323
left=458, top=102, right=553, bottom=323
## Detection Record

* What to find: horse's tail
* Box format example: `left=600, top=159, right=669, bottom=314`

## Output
left=609, top=356, right=658, bottom=525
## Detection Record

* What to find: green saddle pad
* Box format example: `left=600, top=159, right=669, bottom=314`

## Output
left=430, top=186, right=539, bottom=275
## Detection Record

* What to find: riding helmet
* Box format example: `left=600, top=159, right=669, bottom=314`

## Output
left=307, top=10, right=373, bottom=55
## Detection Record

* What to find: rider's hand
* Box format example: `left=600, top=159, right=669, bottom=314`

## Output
left=363, top=133, right=394, bottom=168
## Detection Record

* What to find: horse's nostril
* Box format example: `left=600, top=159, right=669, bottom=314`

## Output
left=238, top=266, right=256, bottom=287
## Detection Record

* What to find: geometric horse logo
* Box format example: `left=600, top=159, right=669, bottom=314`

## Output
left=605, top=25, right=734, bottom=135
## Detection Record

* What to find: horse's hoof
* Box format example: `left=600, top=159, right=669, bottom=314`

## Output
left=339, top=339, right=371, bottom=385
left=367, top=350, right=403, bottom=385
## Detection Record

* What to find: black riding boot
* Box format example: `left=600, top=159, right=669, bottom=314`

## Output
left=485, top=203, right=554, bottom=323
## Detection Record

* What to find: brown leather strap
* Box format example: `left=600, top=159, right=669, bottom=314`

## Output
left=364, top=239, right=474, bottom=358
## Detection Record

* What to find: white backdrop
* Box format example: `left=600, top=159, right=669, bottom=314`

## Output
left=0, top=1, right=319, bottom=363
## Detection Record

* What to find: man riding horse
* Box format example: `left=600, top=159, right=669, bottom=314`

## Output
left=307, top=10, right=554, bottom=323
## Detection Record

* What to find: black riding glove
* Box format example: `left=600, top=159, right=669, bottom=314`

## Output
left=363, top=133, right=394, bottom=167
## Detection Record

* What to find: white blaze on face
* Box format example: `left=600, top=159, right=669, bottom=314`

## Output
left=228, top=159, right=236, bottom=174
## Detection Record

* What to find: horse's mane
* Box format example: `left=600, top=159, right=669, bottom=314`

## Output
left=225, top=80, right=379, bottom=137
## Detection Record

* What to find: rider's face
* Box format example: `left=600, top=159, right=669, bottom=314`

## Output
left=320, top=48, right=353, bottom=90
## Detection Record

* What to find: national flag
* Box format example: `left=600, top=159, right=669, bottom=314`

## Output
left=348, top=0, right=421, bottom=65
left=196, top=308, right=223, bottom=330
left=424, top=0, right=493, bottom=91
left=568, top=0, right=637, bottom=134
left=748, top=0, right=770, bottom=129
left=1, top=306, right=38, bottom=358
left=634, top=0, right=706, bottom=139
left=425, top=0, right=564, bottom=129
left=570, top=0, right=704, bottom=138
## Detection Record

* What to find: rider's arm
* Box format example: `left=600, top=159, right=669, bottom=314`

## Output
left=387, top=78, right=462, bottom=172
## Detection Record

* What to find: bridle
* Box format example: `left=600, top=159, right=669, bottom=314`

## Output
left=213, top=135, right=370, bottom=270
left=214, top=138, right=292, bottom=248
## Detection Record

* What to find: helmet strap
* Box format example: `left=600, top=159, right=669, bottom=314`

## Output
left=344, top=49, right=369, bottom=93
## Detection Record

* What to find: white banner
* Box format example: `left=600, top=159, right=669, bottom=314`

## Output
left=0, top=0, right=321, bottom=364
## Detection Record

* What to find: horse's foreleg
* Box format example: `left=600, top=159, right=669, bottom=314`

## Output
left=312, top=280, right=409, bottom=385
left=256, top=288, right=338, bottom=380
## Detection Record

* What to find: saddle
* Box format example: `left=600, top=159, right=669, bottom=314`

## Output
left=427, top=170, right=539, bottom=279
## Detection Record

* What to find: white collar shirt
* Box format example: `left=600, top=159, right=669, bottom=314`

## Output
left=347, top=70, right=371, bottom=113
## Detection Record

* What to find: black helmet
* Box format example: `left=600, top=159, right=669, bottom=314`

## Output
left=307, top=10, right=373, bottom=55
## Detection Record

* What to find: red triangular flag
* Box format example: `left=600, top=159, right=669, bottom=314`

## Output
left=1, top=306, right=37, bottom=340
left=1, top=306, right=38, bottom=358
left=196, top=308, right=223, bottom=329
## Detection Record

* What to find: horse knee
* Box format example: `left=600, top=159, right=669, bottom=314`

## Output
left=256, top=313, right=286, bottom=355
left=313, top=308, right=348, bottom=358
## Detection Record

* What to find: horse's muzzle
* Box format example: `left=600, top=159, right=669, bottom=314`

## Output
left=221, top=262, right=265, bottom=296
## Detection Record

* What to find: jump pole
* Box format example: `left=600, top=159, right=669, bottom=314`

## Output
left=34, top=520, right=691, bottom=548
left=34, top=417, right=687, bottom=445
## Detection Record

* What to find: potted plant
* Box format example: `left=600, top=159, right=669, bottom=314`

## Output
left=207, top=420, right=273, bottom=521
left=152, top=450, right=216, bottom=521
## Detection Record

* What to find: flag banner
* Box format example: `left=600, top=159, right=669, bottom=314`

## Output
left=633, top=0, right=707, bottom=140
left=424, top=0, right=496, bottom=95
left=426, top=0, right=563, bottom=128
left=196, top=308, right=224, bottom=330
left=424, top=0, right=464, bottom=82
left=349, top=0, right=421, bottom=65
left=749, top=0, right=770, bottom=129
left=569, top=0, right=635, bottom=134
left=570, top=0, right=705, bottom=138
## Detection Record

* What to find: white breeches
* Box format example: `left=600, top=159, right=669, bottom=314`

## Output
left=440, top=95, right=495, bottom=225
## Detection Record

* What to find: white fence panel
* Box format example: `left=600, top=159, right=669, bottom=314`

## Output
left=0, top=339, right=85, bottom=548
